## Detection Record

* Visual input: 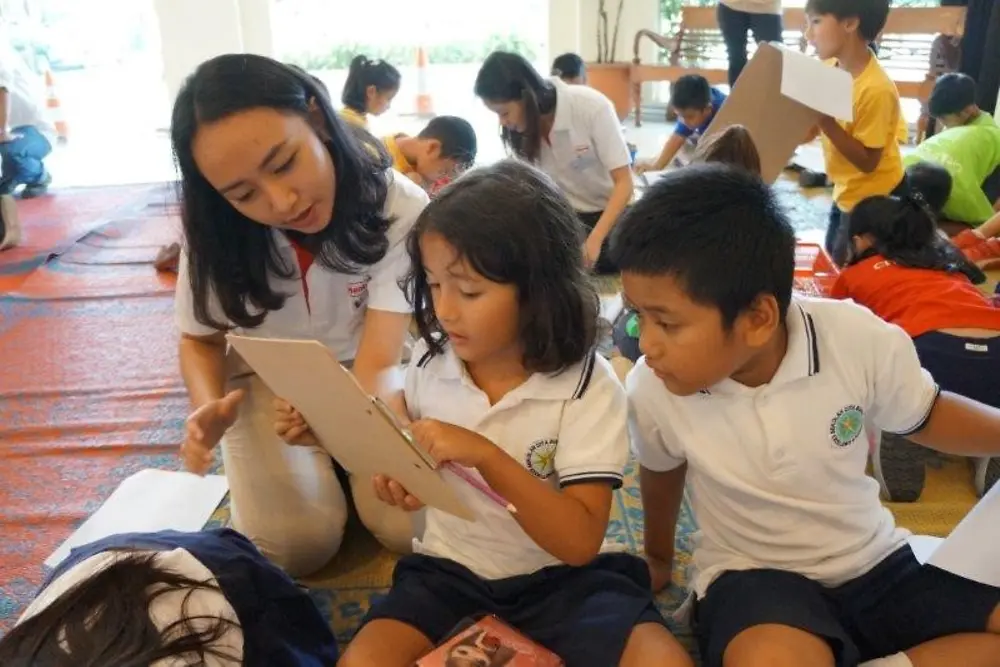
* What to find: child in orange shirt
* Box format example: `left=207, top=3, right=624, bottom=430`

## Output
left=832, top=193, right=1000, bottom=501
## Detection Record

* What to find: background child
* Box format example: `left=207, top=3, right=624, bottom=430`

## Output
left=635, top=74, right=727, bottom=174
left=832, top=193, right=1000, bottom=500
left=474, top=51, right=633, bottom=273
left=907, top=73, right=1000, bottom=233
left=805, top=0, right=907, bottom=265
left=383, top=115, right=478, bottom=189
left=0, top=529, right=338, bottom=665
left=717, top=0, right=783, bottom=85
left=340, top=55, right=401, bottom=130
left=612, top=163, right=1000, bottom=667
left=907, top=161, right=1000, bottom=266
left=0, top=35, right=55, bottom=198
left=338, top=160, right=690, bottom=667
left=929, top=72, right=1000, bottom=131
left=551, top=52, right=587, bottom=85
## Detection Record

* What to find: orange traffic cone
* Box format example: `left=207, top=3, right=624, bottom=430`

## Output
left=415, top=46, right=434, bottom=117
left=44, top=69, right=69, bottom=143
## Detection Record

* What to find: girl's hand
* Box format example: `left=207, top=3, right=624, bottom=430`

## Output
left=646, top=554, right=673, bottom=593
left=409, top=419, right=496, bottom=468
left=181, top=389, right=245, bottom=475
left=273, top=398, right=319, bottom=447
left=373, top=474, right=425, bottom=511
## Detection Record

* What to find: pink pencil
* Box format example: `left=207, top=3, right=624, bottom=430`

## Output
left=443, top=462, right=517, bottom=514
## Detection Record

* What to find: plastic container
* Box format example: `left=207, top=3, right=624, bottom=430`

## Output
left=794, top=242, right=840, bottom=297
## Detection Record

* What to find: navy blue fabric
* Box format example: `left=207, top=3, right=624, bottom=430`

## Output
left=694, top=545, right=1000, bottom=667
left=44, top=529, right=337, bottom=666
left=362, top=551, right=667, bottom=666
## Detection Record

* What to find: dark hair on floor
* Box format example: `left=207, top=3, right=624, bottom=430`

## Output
left=171, top=53, right=392, bottom=330
left=804, top=0, right=890, bottom=42
left=928, top=72, right=977, bottom=118
left=670, top=74, right=712, bottom=111
left=0, top=553, right=240, bottom=666
left=692, top=125, right=762, bottom=175
left=341, top=55, right=401, bottom=114
left=845, top=193, right=985, bottom=283
left=474, top=51, right=557, bottom=163
left=609, top=163, right=795, bottom=329
left=905, top=161, right=953, bottom=214
left=551, top=52, right=586, bottom=80
left=418, top=116, right=478, bottom=166
left=404, top=159, right=599, bottom=373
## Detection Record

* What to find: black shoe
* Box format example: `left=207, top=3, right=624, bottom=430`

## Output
left=0, top=194, right=21, bottom=250
left=874, top=433, right=929, bottom=503
left=21, top=171, right=52, bottom=199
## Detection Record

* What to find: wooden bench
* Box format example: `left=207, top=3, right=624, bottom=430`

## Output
left=630, top=6, right=966, bottom=129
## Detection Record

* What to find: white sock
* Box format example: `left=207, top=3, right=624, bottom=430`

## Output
left=860, top=653, right=914, bottom=667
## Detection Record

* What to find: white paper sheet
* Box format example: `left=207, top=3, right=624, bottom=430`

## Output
left=45, top=469, right=229, bottom=568
left=923, top=480, right=1000, bottom=588
left=780, top=48, right=853, bottom=122
left=599, top=293, right=624, bottom=326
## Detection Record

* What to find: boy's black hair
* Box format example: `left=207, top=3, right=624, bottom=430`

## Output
left=905, top=161, right=953, bottom=214
left=928, top=72, right=977, bottom=118
left=403, top=159, right=599, bottom=373
left=418, top=115, right=478, bottom=166
left=609, top=163, right=795, bottom=328
left=341, top=55, right=401, bottom=114
left=0, top=554, right=240, bottom=665
left=171, top=54, right=392, bottom=330
left=670, top=74, right=712, bottom=111
left=804, top=0, right=890, bottom=42
left=551, top=52, right=586, bottom=79
left=846, top=194, right=985, bottom=284
left=474, top=51, right=557, bottom=163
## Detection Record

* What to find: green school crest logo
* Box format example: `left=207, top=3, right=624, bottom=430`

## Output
left=830, top=405, right=864, bottom=448
left=525, top=438, right=558, bottom=478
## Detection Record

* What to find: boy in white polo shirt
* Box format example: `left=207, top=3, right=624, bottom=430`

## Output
left=610, top=163, right=1000, bottom=667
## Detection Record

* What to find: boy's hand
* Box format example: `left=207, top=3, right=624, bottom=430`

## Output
left=273, top=398, right=319, bottom=447
left=646, top=554, right=674, bottom=593
left=409, top=419, right=496, bottom=468
left=802, top=124, right=821, bottom=144
left=634, top=159, right=659, bottom=175
left=583, top=233, right=603, bottom=268
left=181, top=389, right=245, bottom=474
left=373, top=474, right=425, bottom=511
left=816, top=115, right=839, bottom=136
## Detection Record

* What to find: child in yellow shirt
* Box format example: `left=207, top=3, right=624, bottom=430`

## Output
left=339, top=55, right=401, bottom=130
left=806, top=0, right=907, bottom=265
left=382, top=115, right=477, bottom=191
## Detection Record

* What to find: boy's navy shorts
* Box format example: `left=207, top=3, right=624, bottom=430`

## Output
left=913, top=331, right=1000, bottom=409
left=362, top=551, right=669, bottom=666
left=694, top=545, right=1000, bottom=667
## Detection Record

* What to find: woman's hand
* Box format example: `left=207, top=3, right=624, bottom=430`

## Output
left=181, top=389, right=245, bottom=474
left=583, top=233, right=604, bottom=269
left=273, top=398, right=319, bottom=447
left=372, top=474, right=425, bottom=511
left=409, top=419, right=498, bottom=468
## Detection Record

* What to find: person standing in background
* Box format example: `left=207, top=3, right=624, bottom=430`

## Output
left=0, top=25, right=54, bottom=199
left=718, top=0, right=784, bottom=86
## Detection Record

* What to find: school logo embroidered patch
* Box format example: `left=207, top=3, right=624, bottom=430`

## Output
left=525, top=438, right=558, bottom=479
left=347, top=277, right=370, bottom=309
left=830, top=405, right=864, bottom=448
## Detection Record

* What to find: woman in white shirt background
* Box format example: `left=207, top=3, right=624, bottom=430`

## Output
left=718, top=0, right=784, bottom=86
left=474, top=51, right=634, bottom=274
left=171, top=54, right=427, bottom=576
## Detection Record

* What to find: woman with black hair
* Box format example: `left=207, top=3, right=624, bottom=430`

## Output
left=832, top=193, right=1000, bottom=503
left=474, top=51, right=633, bottom=274
left=171, top=54, right=426, bottom=575
left=0, top=529, right=338, bottom=665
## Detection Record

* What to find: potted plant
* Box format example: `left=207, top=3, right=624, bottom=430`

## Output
left=587, top=0, right=631, bottom=121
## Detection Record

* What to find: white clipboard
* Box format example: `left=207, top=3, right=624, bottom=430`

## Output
left=226, top=335, right=475, bottom=522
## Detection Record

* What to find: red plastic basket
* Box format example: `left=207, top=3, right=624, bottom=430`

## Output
left=793, top=242, right=840, bottom=297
